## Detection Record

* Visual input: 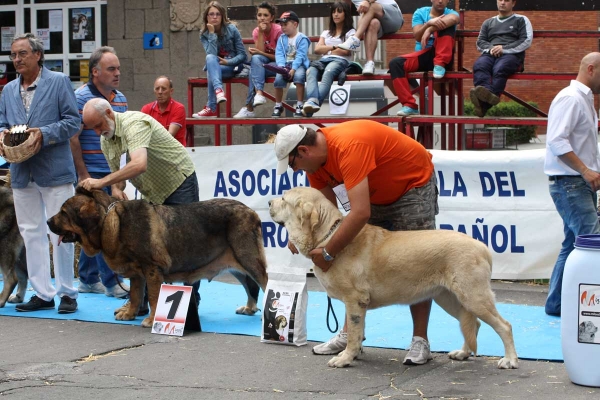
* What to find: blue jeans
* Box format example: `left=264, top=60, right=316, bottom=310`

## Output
left=163, top=171, right=201, bottom=305
left=77, top=171, right=123, bottom=288
left=206, top=54, right=236, bottom=111
left=245, top=54, right=276, bottom=105
left=546, top=176, right=600, bottom=315
left=473, top=53, right=522, bottom=96
left=305, top=57, right=349, bottom=105
left=274, top=64, right=306, bottom=89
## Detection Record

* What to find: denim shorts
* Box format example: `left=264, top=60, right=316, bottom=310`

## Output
left=274, top=65, right=307, bottom=88
left=368, top=173, right=438, bottom=231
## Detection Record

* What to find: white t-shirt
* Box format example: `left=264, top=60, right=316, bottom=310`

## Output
left=351, top=0, right=397, bottom=6
left=285, top=34, right=299, bottom=63
left=320, top=28, right=356, bottom=62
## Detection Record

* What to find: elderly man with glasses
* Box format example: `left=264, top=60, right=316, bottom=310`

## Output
left=0, top=33, right=80, bottom=314
left=273, top=120, right=439, bottom=365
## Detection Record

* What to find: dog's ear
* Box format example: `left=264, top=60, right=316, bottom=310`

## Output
left=300, top=201, right=314, bottom=227
left=76, top=185, right=92, bottom=196
left=91, top=189, right=112, bottom=209
left=78, top=201, right=102, bottom=234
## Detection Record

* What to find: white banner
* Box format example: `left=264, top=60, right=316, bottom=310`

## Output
left=178, top=145, right=560, bottom=280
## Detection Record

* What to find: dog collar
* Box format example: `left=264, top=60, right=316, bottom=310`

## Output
left=106, top=201, right=118, bottom=214
left=316, top=218, right=342, bottom=248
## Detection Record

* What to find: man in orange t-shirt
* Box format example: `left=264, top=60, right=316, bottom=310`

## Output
left=274, top=120, right=438, bottom=365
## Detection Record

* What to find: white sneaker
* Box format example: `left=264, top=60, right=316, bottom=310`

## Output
left=338, top=36, right=361, bottom=52
left=403, top=336, right=433, bottom=365
left=363, top=61, right=375, bottom=76
left=78, top=281, right=106, bottom=294
left=312, top=331, right=348, bottom=355
left=234, top=107, right=255, bottom=118
left=105, top=283, right=130, bottom=299
left=215, top=89, right=227, bottom=104
left=253, top=93, right=267, bottom=107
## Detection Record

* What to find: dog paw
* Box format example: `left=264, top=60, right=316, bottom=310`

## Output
left=327, top=354, right=353, bottom=368
left=497, top=357, right=519, bottom=369
left=7, top=294, right=23, bottom=304
left=448, top=349, right=471, bottom=361
left=141, top=317, right=153, bottom=328
left=235, top=305, right=258, bottom=315
left=114, top=310, right=136, bottom=321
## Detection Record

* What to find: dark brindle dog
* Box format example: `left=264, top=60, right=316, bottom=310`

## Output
left=0, top=186, right=28, bottom=308
left=47, top=187, right=268, bottom=327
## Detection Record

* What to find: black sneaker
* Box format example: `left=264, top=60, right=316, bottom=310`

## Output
left=272, top=106, right=284, bottom=117
left=15, top=295, right=55, bottom=312
left=294, top=105, right=303, bottom=117
left=58, top=296, right=78, bottom=314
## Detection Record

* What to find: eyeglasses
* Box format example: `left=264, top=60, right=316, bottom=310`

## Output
left=9, top=50, right=30, bottom=60
left=289, top=151, right=298, bottom=169
left=208, top=12, right=221, bottom=17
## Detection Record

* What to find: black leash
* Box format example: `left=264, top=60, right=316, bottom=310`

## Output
left=326, top=295, right=339, bottom=333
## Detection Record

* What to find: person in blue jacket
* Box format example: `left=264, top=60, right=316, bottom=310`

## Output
left=0, top=33, right=80, bottom=314
left=192, top=1, right=247, bottom=118
left=272, top=11, right=310, bottom=117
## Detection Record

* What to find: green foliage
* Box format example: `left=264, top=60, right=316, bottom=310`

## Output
left=464, top=100, right=539, bottom=145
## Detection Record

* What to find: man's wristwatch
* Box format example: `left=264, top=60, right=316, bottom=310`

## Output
left=322, top=247, right=335, bottom=262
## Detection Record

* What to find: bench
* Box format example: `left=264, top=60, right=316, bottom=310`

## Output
left=187, top=2, right=600, bottom=149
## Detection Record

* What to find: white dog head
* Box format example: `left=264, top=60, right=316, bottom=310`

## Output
left=269, top=187, right=342, bottom=256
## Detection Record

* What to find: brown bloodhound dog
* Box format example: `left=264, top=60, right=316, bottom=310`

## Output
left=47, top=187, right=268, bottom=327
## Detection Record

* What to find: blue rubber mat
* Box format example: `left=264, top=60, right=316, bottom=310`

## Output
left=0, top=280, right=561, bottom=361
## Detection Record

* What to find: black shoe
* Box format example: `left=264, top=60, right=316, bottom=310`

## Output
left=58, top=296, right=78, bottom=314
left=15, top=295, right=55, bottom=312
left=272, top=106, right=284, bottom=117
left=293, top=105, right=303, bottom=117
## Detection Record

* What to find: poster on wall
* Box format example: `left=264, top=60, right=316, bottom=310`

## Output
left=49, top=10, right=63, bottom=32
left=71, top=8, right=93, bottom=40
left=1, top=26, right=16, bottom=52
left=45, top=60, right=63, bottom=72
left=37, top=29, right=50, bottom=50
left=82, top=41, right=95, bottom=53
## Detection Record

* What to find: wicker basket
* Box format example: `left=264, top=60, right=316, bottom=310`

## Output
left=2, top=126, right=36, bottom=164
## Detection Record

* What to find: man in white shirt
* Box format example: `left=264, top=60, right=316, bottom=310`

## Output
left=338, top=0, right=403, bottom=75
left=543, top=52, right=600, bottom=316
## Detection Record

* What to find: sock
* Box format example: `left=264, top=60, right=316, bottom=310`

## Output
left=275, top=102, right=282, bottom=108
left=296, top=101, right=303, bottom=107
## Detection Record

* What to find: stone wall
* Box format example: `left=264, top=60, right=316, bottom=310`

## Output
left=106, top=0, right=294, bottom=146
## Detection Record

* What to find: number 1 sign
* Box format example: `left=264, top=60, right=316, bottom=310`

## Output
left=151, top=284, right=201, bottom=336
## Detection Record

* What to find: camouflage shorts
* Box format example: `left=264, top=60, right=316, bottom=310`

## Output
left=368, top=173, right=439, bottom=232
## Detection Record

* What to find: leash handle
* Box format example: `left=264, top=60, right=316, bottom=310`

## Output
left=326, top=296, right=339, bottom=333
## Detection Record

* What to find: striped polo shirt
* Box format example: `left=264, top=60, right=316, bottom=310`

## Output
left=75, top=82, right=127, bottom=173
left=102, top=111, right=195, bottom=204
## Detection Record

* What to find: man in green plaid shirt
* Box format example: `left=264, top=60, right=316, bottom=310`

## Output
left=80, top=98, right=196, bottom=204
left=80, top=97, right=200, bottom=309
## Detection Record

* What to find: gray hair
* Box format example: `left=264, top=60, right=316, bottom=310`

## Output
left=12, top=33, right=45, bottom=66
left=84, top=97, right=112, bottom=115
left=89, top=46, right=117, bottom=75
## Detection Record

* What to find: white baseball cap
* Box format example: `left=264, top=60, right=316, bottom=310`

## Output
left=274, top=124, right=307, bottom=175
